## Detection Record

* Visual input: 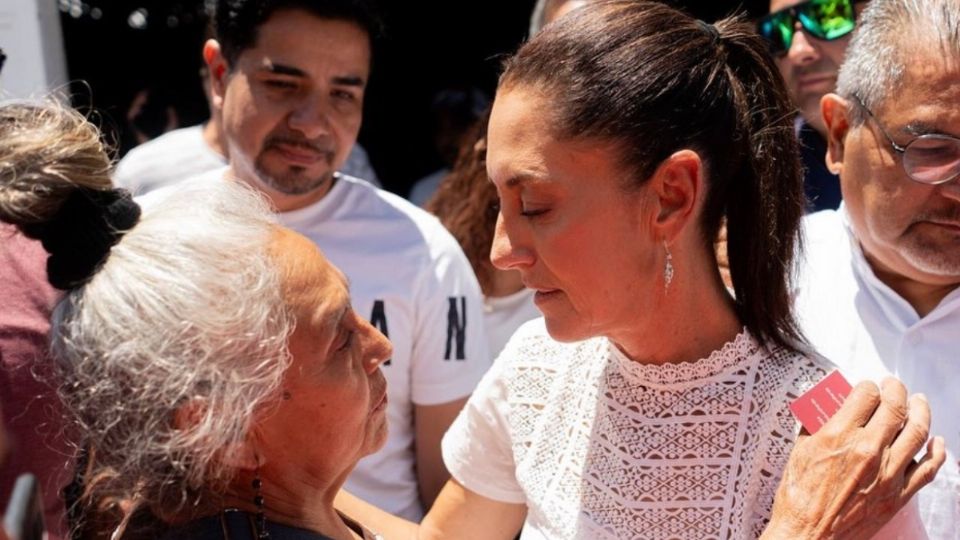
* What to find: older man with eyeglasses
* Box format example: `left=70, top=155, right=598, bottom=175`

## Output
left=760, top=0, right=869, bottom=212
left=794, top=0, right=960, bottom=535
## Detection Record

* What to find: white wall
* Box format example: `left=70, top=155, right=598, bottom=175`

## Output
left=0, top=0, right=68, bottom=98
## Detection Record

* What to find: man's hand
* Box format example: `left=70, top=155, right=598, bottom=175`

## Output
left=764, top=378, right=945, bottom=539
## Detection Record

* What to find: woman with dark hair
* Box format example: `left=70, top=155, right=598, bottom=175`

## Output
left=338, top=2, right=943, bottom=538
left=427, top=117, right=540, bottom=358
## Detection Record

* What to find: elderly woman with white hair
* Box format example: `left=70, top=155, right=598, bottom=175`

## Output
left=0, top=100, right=390, bottom=540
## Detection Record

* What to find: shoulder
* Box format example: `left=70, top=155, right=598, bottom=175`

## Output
left=115, top=125, right=224, bottom=194
left=761, top=340, right=836, bottom=394
left=336, top=175, right=467, bottom=259
left=800, top=209, right=846, bottom=254
left=117, top=126, right=205, bottom=168
left=495, top=318, right=604, bottom=380
left=797, top=209, right=853, bottom=285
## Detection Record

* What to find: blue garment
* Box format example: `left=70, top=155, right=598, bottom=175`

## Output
left=796, top=119, right=842, bottom=213
left=160, top=510, right=337, bottom=540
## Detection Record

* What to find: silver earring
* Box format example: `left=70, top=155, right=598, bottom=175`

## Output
left=663, top=241, right=674, bottom=292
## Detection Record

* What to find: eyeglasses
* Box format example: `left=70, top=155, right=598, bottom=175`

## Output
left=853, top=95, right=960, bottom=185
left=758, top=0, right=857, bottom=57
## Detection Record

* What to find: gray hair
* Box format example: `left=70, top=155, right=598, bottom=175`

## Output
left=836, top=0, right=960, bottom=124
left=529, top=0, right=587, bottom=36
left=54, top=179, right=294, bottom=512
left=1, top=99, right=294, bottom=517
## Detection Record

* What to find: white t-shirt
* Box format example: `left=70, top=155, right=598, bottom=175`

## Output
left=443, top=319, right=834, bottom=539
left=483, top=288, right=539, bottom=360
left=140, top=170, right=491, bottom=521
left=796, top=208, right=960, bottom=539
left=114, top=124, right=381, bottom=195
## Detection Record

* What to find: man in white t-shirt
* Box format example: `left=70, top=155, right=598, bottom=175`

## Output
left=163, top=0, right=490, bottom=521
left=795, top=0, right=960, bottom=536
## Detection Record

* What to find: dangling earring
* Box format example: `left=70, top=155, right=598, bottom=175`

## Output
left=253, top=457, right=270, bottom=540
left=663, top=241, right=674, bottom=293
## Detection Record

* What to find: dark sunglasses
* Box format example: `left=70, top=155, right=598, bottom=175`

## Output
left=854, top=95, right=960, bottom=185
left=758, top=0, right=857, bottom=57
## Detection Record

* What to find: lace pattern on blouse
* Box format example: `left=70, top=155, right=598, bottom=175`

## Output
left=500, top=327, right=827, bottom=540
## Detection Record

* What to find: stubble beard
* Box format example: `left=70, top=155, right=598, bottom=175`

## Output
left=253, top=155, right=334, bottom=196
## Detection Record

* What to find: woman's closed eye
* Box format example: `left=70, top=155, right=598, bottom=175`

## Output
left=520, top=204, right=550, bottom=218
left=334, top=328, right=355, bottom=353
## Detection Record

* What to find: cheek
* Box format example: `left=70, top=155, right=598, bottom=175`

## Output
left=541, top=215, right=645, bottom=303
left=846, top=172, right=922, bottom=248
left=822, top=38, right=851, bottom=69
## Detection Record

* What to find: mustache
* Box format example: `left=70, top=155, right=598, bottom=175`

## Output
left=264, top=135, right=336, bottom=156
left=914, top=206, right=960, bottom=225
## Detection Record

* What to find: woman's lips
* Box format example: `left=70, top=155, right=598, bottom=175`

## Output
left=533, top=288, right=562, bottom=304
left=372, top=391, right=388, bottom=413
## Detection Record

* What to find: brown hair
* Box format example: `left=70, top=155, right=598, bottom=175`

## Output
left=501, top=1, right=806, bottom=352
left=426, top=112, right=497, bottom=294
left=0, top=100, right=113, bottom=225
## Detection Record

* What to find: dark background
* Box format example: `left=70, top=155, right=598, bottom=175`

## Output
left=60, top=0, right=770, bottom=196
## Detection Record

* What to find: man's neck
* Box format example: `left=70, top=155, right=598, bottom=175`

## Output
left=202, top=117, right=227, bottom=160
left=226, top=166, right=336, bottom=213
left=864, top=251, right=960, bottom=318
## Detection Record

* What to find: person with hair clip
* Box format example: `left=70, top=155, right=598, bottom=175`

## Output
left=335, top=2, right=945, bottom=538
left=0, top=99, right=392, bottom=540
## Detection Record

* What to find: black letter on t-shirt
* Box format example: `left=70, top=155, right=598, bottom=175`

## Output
left=445, top=296, right=467, bottom=361
left=370, top=300, right=391, bottom=366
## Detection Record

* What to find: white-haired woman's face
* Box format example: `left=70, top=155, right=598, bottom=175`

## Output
left=254, top=230, right=392, bottom=481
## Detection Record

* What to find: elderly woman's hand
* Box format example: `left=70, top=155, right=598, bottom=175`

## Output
left=762, top=378, right=945, bottom=539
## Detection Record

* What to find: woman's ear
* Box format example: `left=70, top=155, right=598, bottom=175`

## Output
left=648, top=149, right=703, bottom=242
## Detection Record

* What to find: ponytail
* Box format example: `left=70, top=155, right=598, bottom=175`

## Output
left=713, top=22, right=806, bottom=352
left=0, top=100, right=140, bottom=289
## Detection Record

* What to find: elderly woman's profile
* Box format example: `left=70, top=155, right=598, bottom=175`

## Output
left=0, top=100, right=390, bottom=539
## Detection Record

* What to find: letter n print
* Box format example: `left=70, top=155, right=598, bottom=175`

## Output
left=444, top=296, right=467, bottom=361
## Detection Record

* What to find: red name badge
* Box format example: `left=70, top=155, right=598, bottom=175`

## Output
left=789, top=370, right=853, bottom=435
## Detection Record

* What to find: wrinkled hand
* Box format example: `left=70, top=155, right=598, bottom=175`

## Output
left=763, top=378, right=945, bottom=539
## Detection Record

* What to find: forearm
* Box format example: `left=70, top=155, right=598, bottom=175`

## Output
left=414, top=399, right=468, bottom=509
left=335, top=490, right=419, bottom=540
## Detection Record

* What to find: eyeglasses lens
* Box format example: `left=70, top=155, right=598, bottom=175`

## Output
left=904, top=136, right=960, bottom=184
left=801, top=0, right=856, bottom=39
left=759, top=0, right=856, bottom=56
left=760, top=11, right=795, bottom=55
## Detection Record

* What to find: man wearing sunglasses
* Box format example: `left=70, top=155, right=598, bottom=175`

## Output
left=794, top=0, right=960, bottom=536
left=761, top=0, right=867, bottom=212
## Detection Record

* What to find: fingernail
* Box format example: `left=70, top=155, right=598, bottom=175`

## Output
left=915, top=393, right=928, bottom=403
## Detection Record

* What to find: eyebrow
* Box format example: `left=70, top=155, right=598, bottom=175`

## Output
left=492, top=172, right=546, bottom=189
left=261, top=63, right=365, bottom=88
left=325, top=302, right=350, bottom=334
left=902, top=121, right=945, bottom=137
left=263, top=62, right=307, bottom=78
left=332, top=75, right=365, bottom=87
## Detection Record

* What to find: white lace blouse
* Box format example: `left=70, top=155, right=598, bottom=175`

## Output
left=442, top=319, right=831, bottom=539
